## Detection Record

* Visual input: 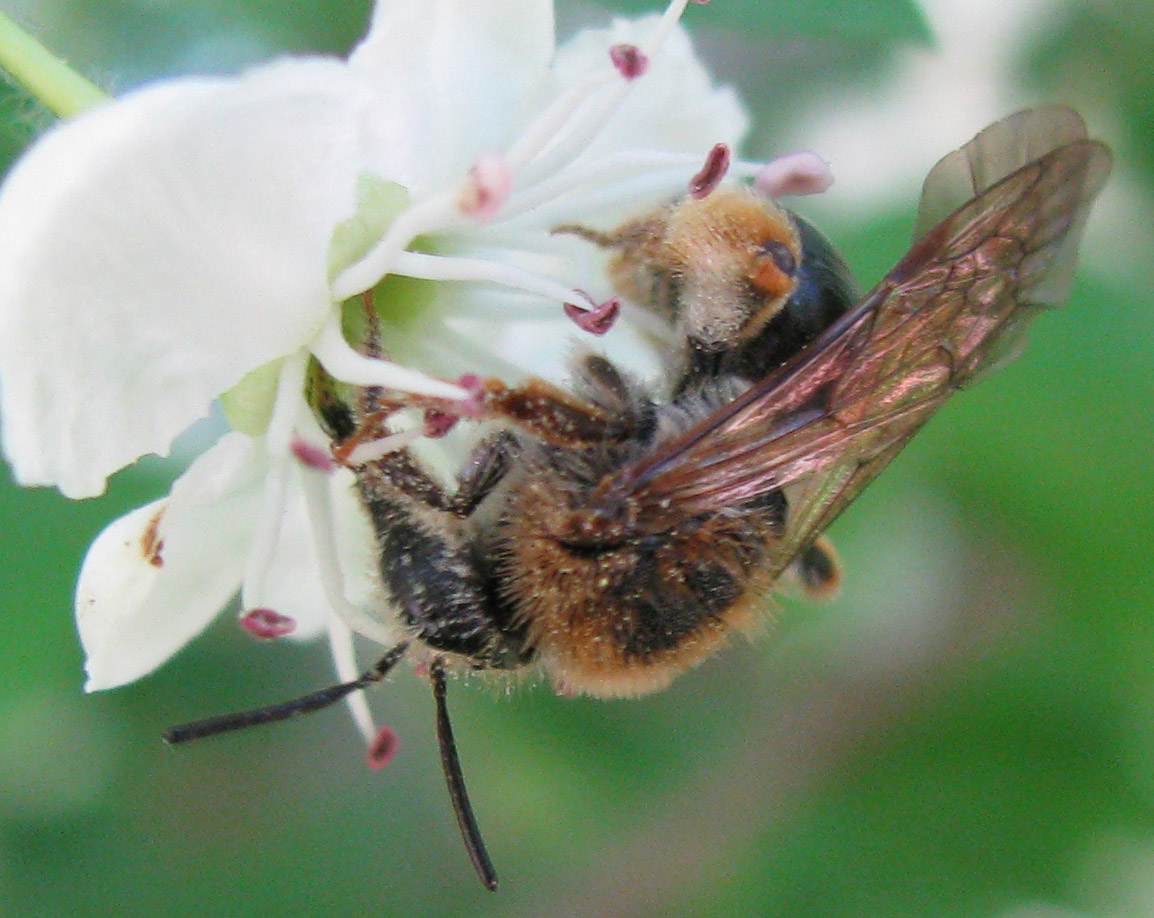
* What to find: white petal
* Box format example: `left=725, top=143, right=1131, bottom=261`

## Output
left=349, top=0, right=555, bottom=188
left=0, top=58, right=371, bottom=497
left=76, top=433, right=264, bottom=690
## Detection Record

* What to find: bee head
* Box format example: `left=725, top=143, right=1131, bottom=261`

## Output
left=664, top=186, right=802, bottom=353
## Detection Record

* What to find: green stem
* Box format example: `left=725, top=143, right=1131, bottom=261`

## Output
left=0, top=10, right=107, bottom=118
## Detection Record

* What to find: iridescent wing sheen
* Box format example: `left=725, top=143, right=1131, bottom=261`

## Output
left=605, top=108, right=1112, bottom=579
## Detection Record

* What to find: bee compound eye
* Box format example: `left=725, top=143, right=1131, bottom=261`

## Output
left=759, top=239, right=798, bottom=277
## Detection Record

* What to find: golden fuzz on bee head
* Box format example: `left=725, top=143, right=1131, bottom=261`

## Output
left=665, top=187, right=801, bottom=294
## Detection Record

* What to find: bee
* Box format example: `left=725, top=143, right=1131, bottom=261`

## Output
left=164, top=107, right=1111, bottom=890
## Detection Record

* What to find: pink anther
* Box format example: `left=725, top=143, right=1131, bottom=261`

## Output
left=564, top=297, right=620, bottom=336
left=291, top=437, right=336, bottom=473
left=689, top=143, right=731, bottom=199
left=609, top=44, right=649, bottom=80
left=239, top=608, right=297, bottom=640
left=755, top=151, right=834, bottom=198
left=367, top=725, right=400, bottom=770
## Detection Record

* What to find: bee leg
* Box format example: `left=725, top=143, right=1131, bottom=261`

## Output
left=466, top=353, right=651, bottom=450
left=430, top=659, right=498, bottom=891
left=787, top=535, right=842, bottom=600
left=354, top=441, right=526, bottom=665
left=465, top=376, right=638, bottom=448
left=553, top=215, right=667, bottom=255
left=449, top=430, right=518, bottom=517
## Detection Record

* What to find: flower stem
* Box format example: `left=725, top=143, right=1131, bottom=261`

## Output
left=0, top=11, right=107, bottom=118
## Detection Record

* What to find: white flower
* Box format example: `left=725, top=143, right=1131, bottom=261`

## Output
left=0, top=0, right=757, bottom=736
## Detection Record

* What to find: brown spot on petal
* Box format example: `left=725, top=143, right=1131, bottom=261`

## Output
left=141, top=507, right=166, bottom=568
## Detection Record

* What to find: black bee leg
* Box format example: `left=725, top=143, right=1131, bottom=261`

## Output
left=162, top=643, right=410, bottom=743
left=430, top=659, right=498, bottom=891
left=448, top=430, right=518, bottom=517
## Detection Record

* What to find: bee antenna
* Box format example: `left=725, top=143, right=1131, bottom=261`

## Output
left=161, top=643, right=410, bottom=744
left=430, top=660, right=499, bottom=892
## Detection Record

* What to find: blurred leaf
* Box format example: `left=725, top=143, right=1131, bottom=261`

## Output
left=0, top=76, right=53, bottom=171
left=597, top=0, right=933, bottom=43
left=1024, top=0, right=1154, bottom=178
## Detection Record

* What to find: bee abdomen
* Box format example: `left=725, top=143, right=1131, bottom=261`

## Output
left=501, top=479, right=775, bottom=698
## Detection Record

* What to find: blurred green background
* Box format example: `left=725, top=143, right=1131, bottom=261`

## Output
left=2, top=0, right=1153, bottom=915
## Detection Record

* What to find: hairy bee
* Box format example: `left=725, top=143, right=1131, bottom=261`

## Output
left=166, top=107, right=1111, bottom=890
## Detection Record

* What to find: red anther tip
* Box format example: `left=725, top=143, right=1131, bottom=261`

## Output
left=367, top=726, right=400, bottom=770
left=609, top=44, right=649, bottom=80
left=689, top=143, right=731, bottom=199
left=564, top=298, right=620, bottom=336
left=240, top=608, right=297, bottom=640
left=291, top=438, right=336, bottom=473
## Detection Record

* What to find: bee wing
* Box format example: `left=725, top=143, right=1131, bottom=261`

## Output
left=609, top=108, right=1111, bottom=578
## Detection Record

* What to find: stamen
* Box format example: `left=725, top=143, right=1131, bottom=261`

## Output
left=646, top=0, right=699, bottom=62
left=564, top=297, right=620, bottom=335
left=342, top=428, right=423, bottom=467
left=397, top=322, right=533, bottom=382
left=240, top=355, right=305, bottom=610
left=458, top=153, right=512, bottom=221
left=240, top=608, right=296, bottom=639
left=291, top=437, right=336, bottom=473
left=332, top=191, right=461, bottom=301
left=326, top=614, right=377, bottom=745
left=298, top=466, right=396, bottom=648
left=507, top=0, right=697, bottom=187
left=503, top=68, right=620, bottom=176
left=311, top=315, right=469, bottom=399
left=500, top=149, right=746, bottom=224
left=609, top=44, right=649, bottom=80
left=756, top=151, right=835, bottom=198
left=367, top=726, right=400, bottom=770
left=390, top=250, right=592, bottom=308
left=689, top=143, right=731, bottom=198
